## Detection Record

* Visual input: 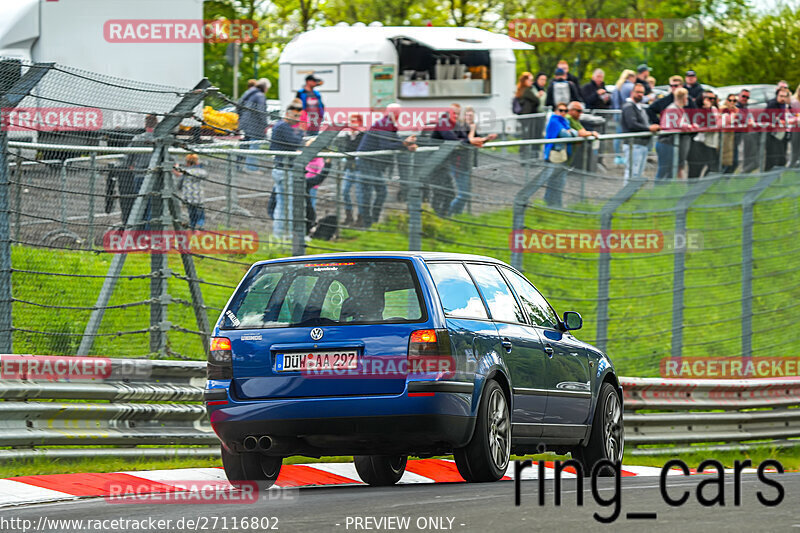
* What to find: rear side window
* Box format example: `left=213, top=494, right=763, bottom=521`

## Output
left=466, top=263, right=526, bottom=323
left=222, top=260, right=424, bottom=329
left=428, top=262, right=488, bottom=319
left=503, top=268, right=559, bottom=329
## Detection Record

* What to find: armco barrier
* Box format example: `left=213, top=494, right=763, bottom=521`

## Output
left=0, top=355, right=216, bottom=461
left=0, top=357, right=799, bottom=460
left=621, top=377, right=800, bottom=455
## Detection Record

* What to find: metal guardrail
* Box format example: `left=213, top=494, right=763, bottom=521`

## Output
left=1, top=357, right=798, bottom=460
left=621, top=377, right=800, bottom=455
left=0, top=356, right=216, bottom=461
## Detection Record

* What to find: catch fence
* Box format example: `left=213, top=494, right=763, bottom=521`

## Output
left=1, top=59, right=799, bottom=379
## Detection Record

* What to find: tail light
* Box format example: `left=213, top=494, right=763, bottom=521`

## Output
left=208, top=337, right=232, bottom=380
left=408, top=329, right=454, bottom=376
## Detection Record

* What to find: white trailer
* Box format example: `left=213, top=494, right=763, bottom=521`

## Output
left=278, top=24, right=532, bottom=132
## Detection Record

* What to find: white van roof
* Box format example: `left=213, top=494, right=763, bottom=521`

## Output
left=280, top=25, right=532, bottom=64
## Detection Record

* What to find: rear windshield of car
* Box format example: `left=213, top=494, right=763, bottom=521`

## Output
left=221, top=259, right=426, bottom=329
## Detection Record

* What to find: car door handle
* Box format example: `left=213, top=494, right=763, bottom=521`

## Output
left=544, top=345, right=554, bottom=356
left=501, top=338, right=513, bottom=352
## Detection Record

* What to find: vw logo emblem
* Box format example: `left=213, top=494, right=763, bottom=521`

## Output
left=310, top=328, right=324, bottom=341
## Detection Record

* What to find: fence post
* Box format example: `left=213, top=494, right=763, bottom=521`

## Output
left=758, top=132, right=767, bottom=172
left=0, top=62, right=54, bottom=353
left=225, top=153, right=233, bottom=227
left=407, top=152, right=422, bottom=251
left=741, top=172, right=780, bottom=361
left=670, top=176, right=719, bottom=362
left=290, top=130, right=338, bottom=256
left=87, top=152, right=97, bottom=249
left=510, top=162, right=551, bottom=270
left=149, top=144, right=171, bottom=356
left=13, top=149, right=21, bottom=245
left=78, top=79, right=212, bottom=356
left=595, top=180, right=647, bottom=352
left=407, top=142, right=459, bottom=251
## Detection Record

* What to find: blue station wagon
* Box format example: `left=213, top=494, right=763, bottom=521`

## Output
left=205, top=252, right=623, bottom=486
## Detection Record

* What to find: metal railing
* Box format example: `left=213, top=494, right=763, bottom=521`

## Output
left=0, top=356, right=217, bottom=461
left=621, top=376, right=800, bottom=455
left=1, top=356, right=798, bottom=460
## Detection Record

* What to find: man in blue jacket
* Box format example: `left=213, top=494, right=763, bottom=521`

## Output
left=296, top=74, right=325, bottom=134
left=355, top=104, right=418, bottom=228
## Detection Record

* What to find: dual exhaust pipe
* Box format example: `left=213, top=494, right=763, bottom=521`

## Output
left=242, top=435, right=273, bottom=452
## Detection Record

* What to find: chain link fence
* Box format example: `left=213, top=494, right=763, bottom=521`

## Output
left=2, top=58, right=799, bottom=377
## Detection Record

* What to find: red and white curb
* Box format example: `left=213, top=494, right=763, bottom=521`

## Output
left=0, top=460, right=753, bottom=508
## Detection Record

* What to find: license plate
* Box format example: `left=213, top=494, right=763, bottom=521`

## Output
left=275, top=351, right=358, bottom=372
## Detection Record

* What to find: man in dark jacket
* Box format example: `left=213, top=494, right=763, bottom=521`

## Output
left=648, top=76, right=697, bottom=180
left=581, top=69, right=610, bottom=109
left=621, top=83, right=660, bottom=181
left=546, top=68, right=582, bottom=108
left=635, top=64, right=652, bottom=96
left=269, top=101, right=304, bottom=240
left=355, top=104, right=418, bottom=227
left=238, top=78, right=270, bottom=172
left=764, top=87, right=792, bottom=170
left=684, top=70, right=704, bottom=103
left=556, top=59, right=580, bottom=87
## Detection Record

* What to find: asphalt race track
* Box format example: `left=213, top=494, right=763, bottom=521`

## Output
left=2, top=472, right=800, bottom=532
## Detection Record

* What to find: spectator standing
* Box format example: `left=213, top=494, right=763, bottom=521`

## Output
left=764, top=87, right=792, bottom=171
left=556, top=59, right=581, bottom=87
left=238, top=77, right=270, bottom=172
left=687, top=92, right=721, bottom=178
left=448, top=106, right=497, bottom=215
left=173, top=154, right=207, bottom=230
left=533, top=73, right=548, bottom=97
left=431, top=103, right=471, bottom=216
left=737, top=89, right=759, bottom=173
left=635, top=64, right=652, bottom=96
left=296, top=74, right=325, bottom=134
left=336, top=114, right=365, bottom=226
left=566, top=101, right=599, bottom=170
left=581, top=69, right=611, bottom=110
left=791, top=84, right=800, bottom=166
left=515, top=72, right=542, bottom=162
left=268, top=100, right=305, bottom=241
left=120, top=114, right=159, bottom=227
left=620, top=83, right=660, bottom=182
left=684, top=70, right=704, bottom=103
left=719, top=94, right=739, bottom=173
left=612, top=69, right=636, bottom=164
left=546, top=68, right=581, bottom=108
left=542, top=103, right=574, bottom=207
left=355, top=104, right=418, bottom=228
left=650, top=78, right=692, bottom=180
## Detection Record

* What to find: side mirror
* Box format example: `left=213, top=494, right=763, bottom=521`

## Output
left=563, top=311, right=582, bottom=331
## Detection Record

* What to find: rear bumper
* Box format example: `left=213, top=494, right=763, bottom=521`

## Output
left=206, top=381, right=476, bottom=456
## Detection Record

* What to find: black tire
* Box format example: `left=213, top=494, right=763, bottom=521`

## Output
left=353, top=455, right=407, bottom=486
left=221, top=445, right=282, bottom=489
left=453, top=380, right=510, bottom=483
left=573, top=382, right=624, bottom=476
